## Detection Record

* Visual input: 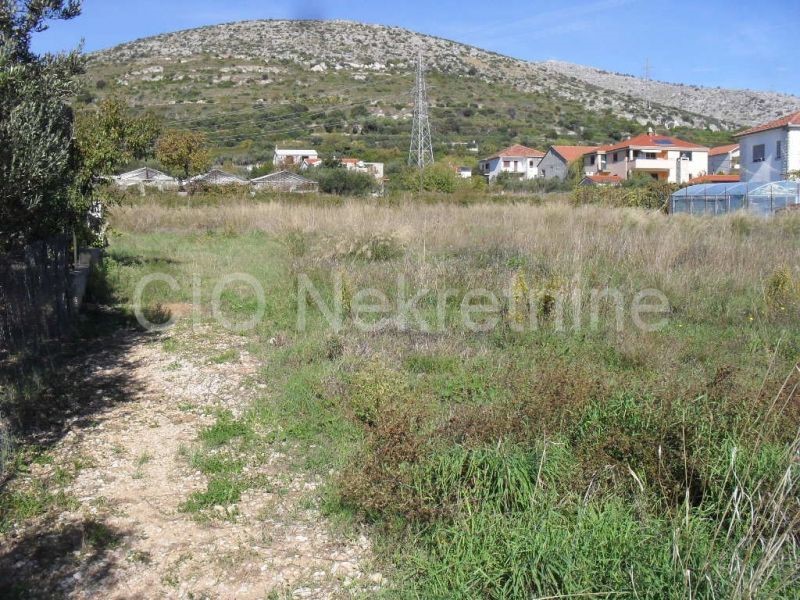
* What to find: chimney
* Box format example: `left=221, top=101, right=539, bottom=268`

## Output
left=647, top=126, right=654, bottom=135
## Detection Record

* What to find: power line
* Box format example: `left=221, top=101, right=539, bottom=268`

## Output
left=408, top=51, right=434, bottom=168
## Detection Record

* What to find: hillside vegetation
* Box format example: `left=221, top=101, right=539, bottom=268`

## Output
left=80, top=20, right=770, bottom=167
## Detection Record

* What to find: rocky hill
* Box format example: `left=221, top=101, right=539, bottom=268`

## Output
left=542, top=61, right=800, bottom=127
left=82, top=20, right=800, bottom=164
left=92, top=20, right=800, bottom=128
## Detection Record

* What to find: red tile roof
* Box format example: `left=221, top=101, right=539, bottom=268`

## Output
left=550, top=145, right=597, bottom=162
left=594, top=134, right=708, bottom=153
left=582, top=174, right=622, bottom=185
left=709, top=144, right=739, bottom=157
left=340, top=158, right=360, bottom=164
left=688, top=174, right=741, bottom=184
left=735, top=111, right=800, bottom=137
left=484, top=144, right=545, bottom=161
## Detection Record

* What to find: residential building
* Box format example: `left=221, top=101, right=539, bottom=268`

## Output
left=113, top=167, right=178, bottom=190
left=580, top=174, right=622, bottom=186
left=708, top=144, right=740, bottom=174
left=339, top=158, right=385, bottom=181
left=273, top=148, right=319, bottom=168
left=583, top=134, right=709, bottom=184
left=251, top=171, right=319, bottom=193
left=301, top=157, right=322, bottom=169
left=479, top=144, right=545, bottom=181
left=456, top=166, right=473, bottom=179
left=190, top=169, right=249, bottom=186
left=538, top=146, right=597, bottom=180
left=733, top=111, right=800, bottom=183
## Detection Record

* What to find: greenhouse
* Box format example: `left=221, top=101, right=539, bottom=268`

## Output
left=670, top=180, right=800, bottom=216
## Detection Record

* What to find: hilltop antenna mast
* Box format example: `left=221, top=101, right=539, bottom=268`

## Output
left=409, top=52, right=434, bottom=168
left=643, top=58, right=652, bottom=111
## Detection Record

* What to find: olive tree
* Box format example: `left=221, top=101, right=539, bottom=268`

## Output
left=0, top=0, right=83, bottom=249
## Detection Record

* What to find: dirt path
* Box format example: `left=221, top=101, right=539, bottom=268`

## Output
left=0, top=327, right=377, bottom=599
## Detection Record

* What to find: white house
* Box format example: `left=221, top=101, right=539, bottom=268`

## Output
left=113, top=167, right=178, bottom=190
left=339, top=158, right=385, bottom=182
left=538, top=146, right=597, bottom=180
left=734, top=111, right=800, bottom=183
left=479, top=144, right=545, bottom=181
left=708, top=144, right=740, bottom=174
left=456, top=166, right=473, bottom=179
left=583, top=134, right=708, bottom=184
left=273, top=148, right=319, bottom=168
left=190, top=169, right=249, bottom=186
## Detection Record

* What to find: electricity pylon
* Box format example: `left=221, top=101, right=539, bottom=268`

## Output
left=408, top=52, right=434, bottom=168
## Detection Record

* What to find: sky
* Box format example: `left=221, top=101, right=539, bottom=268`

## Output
left=31, top=0, right=800, bottom=96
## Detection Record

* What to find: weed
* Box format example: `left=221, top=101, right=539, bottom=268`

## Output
left=209, top=349, right=239, bottom=364
left=199, top=412, right=252, bottom=447
left=180, top=477, right=247, bottom=513
left=135, top=452, right=153, bottom=467
left=765, top=266, right=797, bottom=312
left=83, top=520, right=123, bottom=550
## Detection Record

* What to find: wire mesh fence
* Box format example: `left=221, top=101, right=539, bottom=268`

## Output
left=0, top=236, right=75, bottom=359
left=0, top=236, right=76, bottom=480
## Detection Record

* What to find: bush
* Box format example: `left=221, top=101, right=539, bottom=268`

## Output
left=572, top=180, right=677, bottom=210
left=331, top=233, right=404, bottom=262
left=314, top=168, right=375, bottom=196
left=494, top=172, right=572, bottom=193
left=395, top=164, right=459, bottom=193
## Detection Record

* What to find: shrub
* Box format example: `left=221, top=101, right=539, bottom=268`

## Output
left=343, top=361, right=409, bottom=426
left=332, top=232, right=404, bottom=262
left=314, top=168, right=375, bottom=196
left=765, top=266, right=797, bottom=312
left=573, top=181, right=677, bottom=210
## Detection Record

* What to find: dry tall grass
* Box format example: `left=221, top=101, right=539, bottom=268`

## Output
left=111, top=199, right=800, bottom=302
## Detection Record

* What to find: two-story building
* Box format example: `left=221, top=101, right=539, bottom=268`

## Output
left=479, top=145, right=545, bottom=181
left=583, top=134, right=709, bottom=184
left=273, top=148, right=319, bottom=168
left=708, top=144, right=740, bottom=174
left=734, top=111, right=800, bottom=183
left=538, top=146, right=597, bottom=180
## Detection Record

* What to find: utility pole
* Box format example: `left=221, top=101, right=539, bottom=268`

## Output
left=409, top=51, right=434, bottom=169
left=643, top=58, right=652, bottom=111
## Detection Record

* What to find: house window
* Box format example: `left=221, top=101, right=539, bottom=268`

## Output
left=529, top=160, right=535, bottom=167
left=503, top=160, right=511, bottom=168
left=777, top=141, right=783, bottom=159
left=753, top=144, right=765, bottom=163
left=680, top=151, right=693, bottom=160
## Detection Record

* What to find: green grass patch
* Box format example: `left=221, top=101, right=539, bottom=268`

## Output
left=180, top=477, right=247, bottom=513
left=209, top=349, right=239, bottom=364
left=199, top=412, right=252, bottom=448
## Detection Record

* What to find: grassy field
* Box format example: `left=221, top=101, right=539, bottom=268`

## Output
left=100, top=197, right=800, bottom=598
